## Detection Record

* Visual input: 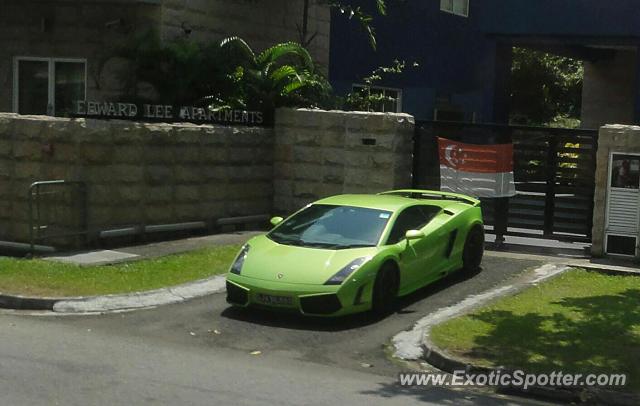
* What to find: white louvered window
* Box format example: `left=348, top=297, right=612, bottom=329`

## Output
left=606, top=153, right=640, bottom=256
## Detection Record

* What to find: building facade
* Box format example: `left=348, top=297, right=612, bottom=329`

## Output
left=0, top=0, right=330, bottom=116
left=330, top=0, right=640, bottom=128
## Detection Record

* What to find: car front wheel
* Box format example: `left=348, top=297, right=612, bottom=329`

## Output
left=371, top=263, right=399, bottom=316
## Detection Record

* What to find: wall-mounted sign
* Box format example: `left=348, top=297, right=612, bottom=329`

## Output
left=73, top=101, right=266, bottom=126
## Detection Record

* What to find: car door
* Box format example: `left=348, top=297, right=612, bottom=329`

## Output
left=386, top=205, right=442, bottom=290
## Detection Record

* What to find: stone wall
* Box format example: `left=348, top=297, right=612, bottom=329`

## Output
left=160, top=0, right=331, bottom=70
left=0, top=109, right=416, bottom=248
left=273, top=109, right=415, bottom=215
left=592, top=124, right=640, bottom=257
left=581, top=50, right=638, bottom=129
left=0, top=113, right=273, bottom=245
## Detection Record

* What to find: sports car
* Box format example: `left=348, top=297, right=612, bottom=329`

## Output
left=225, top=190, right=484, bottom=317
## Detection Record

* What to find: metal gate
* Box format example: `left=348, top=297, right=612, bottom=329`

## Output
left=414, top=121, right=598, bottom=243
left=28, top=180, right=88, bottom=252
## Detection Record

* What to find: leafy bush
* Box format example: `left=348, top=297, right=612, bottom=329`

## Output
left=510, top=48, right=583, bottom=127
left=343, top=59, right=417, bottom=112
left=215, top=37, right=333, bottom=112
left=113, top=32, right=333, bottom=116
left=114, top=30, right=244, bottom=106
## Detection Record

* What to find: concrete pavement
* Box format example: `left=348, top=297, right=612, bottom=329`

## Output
left=0, top=283, right=549, bottom=405
left=44, top=231, right=262, bottom=266
left=13, top=255, right=543, bottom=377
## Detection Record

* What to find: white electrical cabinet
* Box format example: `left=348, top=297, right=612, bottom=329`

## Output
left=605, top=152, right=640, bottom=257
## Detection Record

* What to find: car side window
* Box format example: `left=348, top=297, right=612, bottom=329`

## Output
left=386, top=206, right=437, bottom=245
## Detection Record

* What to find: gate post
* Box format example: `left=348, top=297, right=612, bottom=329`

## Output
left=543, top=136, right=558, bottom=237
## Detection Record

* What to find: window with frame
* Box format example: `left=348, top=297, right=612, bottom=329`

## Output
left=386, top=206, right=440, bottom=245
left=13, top=57, right=86, bottom=117
left=352, top=84, right=403, bottom=113
left=440, top=0, right=469, bottom=17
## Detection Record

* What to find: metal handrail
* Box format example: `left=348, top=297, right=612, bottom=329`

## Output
left=28, top=180, right=87, bottom=254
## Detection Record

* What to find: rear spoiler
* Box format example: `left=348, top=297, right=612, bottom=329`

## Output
left=379, top=189, right=481, bottom=207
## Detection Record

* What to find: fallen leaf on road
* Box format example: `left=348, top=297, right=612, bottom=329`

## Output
left=360, top=363, right=373, bottom=368
left=250, top=351, right=262, bottom=356
left=213, top=329, right=221, bottom=335
left=189, top=331, right=196, bottom=336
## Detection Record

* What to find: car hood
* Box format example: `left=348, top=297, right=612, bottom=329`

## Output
left=239, top=235, right=378, bottom=285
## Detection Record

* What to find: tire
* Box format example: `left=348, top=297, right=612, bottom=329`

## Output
left=462, top=225, right=484, bottom=273
left=371, top=263, right=399, bottom=316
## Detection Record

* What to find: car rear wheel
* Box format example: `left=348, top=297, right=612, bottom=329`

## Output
left=462, top=225, right=484, bottom=273
left=371, top=263, right=399, bottom=316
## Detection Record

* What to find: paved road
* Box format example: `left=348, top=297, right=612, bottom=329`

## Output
left=0, top=255, right=546, bottom=405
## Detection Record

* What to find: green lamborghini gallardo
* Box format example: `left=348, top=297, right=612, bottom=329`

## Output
left=225, top=190, right=484, bottom=316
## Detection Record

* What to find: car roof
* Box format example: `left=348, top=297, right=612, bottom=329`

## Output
left=314, top=194, right=443, bottom=212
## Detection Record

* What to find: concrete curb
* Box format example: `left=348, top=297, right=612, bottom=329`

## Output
left=0, top=275, right=227, bottom=314
left=392, top=264, right=640, bottom=406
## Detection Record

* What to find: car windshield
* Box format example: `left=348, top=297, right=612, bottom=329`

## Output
left=268, top=204, right=392, bottom=249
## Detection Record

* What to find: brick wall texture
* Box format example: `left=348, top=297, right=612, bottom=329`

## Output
left=273, top=109, right=415, bottom=214
left=0, top=109, right=415, bottom=246
left=0, top=113, right=273, bottom=244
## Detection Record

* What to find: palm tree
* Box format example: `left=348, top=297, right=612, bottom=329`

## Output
left=217, top=37, right=331, bottom=113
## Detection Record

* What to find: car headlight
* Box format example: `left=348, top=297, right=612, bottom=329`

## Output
left=325, top=257, right=369, bottom=285
left=230, top=244, right=250, bottom=275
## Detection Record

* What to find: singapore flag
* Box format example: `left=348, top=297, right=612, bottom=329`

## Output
left=438, top=137, right=516, bottom=198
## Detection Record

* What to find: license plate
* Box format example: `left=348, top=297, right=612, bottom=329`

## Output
left=256, top=294, right=293, bottom=306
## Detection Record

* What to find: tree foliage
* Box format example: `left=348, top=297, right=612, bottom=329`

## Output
left=114, top=30, right=243, bottom=105
left=114, top=32, right=333, bottom=114
left=510, top=48, right=584, bottom=127
left=300, top=1, right=387, bottom=49
left=216, top=37, right=332, bottom=112
left=344, top=59, right=417, bottom=111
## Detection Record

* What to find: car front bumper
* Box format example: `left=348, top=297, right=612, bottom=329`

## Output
left=225, top=274, right=372, bottom=317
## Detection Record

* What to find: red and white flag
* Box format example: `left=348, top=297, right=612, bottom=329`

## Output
left=438, top=137, right=516, bottom=198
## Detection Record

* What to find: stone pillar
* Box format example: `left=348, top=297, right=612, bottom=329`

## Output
left=582, top=50, right=638, bottom=129
left=592, top=124, right=640, bottom=257
left=273, top=108, right=415, bottom=215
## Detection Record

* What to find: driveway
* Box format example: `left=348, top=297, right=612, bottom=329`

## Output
left=1, top=253, right=552, bottom=405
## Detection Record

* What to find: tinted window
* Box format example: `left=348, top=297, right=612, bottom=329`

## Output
left=268, top=204, right=392, bottom=249
left=386, top=206, right=440, bottom=244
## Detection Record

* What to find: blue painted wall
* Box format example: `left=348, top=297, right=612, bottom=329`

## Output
left=329, top=0, right=640, bottom=122
left=478, top=0, right=640, bottom=37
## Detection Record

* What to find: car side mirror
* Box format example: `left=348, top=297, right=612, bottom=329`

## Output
left=270, top=216, right=284, bottom=226
left=405, top=230, right=424, bottom=240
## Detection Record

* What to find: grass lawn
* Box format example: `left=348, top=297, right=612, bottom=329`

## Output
left=430, top=269, right=640, bottom=391
left=0, top=244, right=241, bottom=297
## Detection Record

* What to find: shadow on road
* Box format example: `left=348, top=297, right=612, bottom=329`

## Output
left=360, top=381, right=524, bottom=405
left=219, top=267, right=482, bottom=332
